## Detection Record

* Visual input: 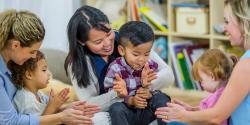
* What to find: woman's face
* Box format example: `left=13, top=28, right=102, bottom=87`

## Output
left=86, top=26, right=115, bottom=58
left=10, top=40, right=41, bottom=65
left=224, top=5, right=244, bottom=47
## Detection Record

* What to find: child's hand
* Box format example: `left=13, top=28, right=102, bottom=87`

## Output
left=141, top=63, right=157, bottom=88
left=48, top=88, right=70, bottom=111
left=113, top=74, right=128, bottom=98
left=172, top=99, right=193, bottom=111
left=136, top=87, right=152, bottom=99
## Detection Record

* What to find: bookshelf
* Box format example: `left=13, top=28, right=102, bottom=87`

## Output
left=152, top=0, right=229, bottom=49
left=126, top=0, right=243, bottom=90
left=127, top=0, right=228, bottom=47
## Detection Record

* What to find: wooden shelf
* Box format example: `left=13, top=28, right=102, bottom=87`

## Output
left=170, top=32, right=210, bottom=39
left=154, top=31, right=169, bottom=36
left=213, top=35, right=229, bottom=41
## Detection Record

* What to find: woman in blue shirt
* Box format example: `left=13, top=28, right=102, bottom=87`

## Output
left=0, top=9, right=93, bottom=125
left=155, top=0, right=250, bottom=124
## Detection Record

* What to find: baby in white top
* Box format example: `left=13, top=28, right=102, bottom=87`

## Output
left=9, top=50, right=69, bottom=115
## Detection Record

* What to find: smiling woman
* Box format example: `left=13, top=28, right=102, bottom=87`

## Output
left=0, top=10, right=45, bottom=65
left=0, top=9, right=93, bottom=125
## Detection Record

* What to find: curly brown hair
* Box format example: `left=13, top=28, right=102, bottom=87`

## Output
left=8, top=50, right=45, bottom=89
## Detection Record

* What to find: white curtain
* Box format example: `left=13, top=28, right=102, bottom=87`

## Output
left=0, top=0, right=83, bottom=52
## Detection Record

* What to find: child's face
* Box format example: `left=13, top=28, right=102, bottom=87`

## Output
left=198, top=70, right=219, bottom=93
left=118, top=41, right=153, bottom=70
left=31, top=59, right=50, bottom=89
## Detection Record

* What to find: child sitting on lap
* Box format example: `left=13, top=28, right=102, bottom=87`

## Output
left=159, top=49, right=237, bottom=125
left=9, top=50, right=69, bottom=115
left=104, top=21, right=171, bottom=125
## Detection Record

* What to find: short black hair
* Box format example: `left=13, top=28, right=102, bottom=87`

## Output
left=119, top=21, right=154, bottom=47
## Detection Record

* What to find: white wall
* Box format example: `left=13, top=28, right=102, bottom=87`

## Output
left=0, top=0, right=83, bottom=52
left=86, top=0, right=126, bottom=22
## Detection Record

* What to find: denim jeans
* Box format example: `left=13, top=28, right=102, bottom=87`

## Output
left=109, top=91, right=171, bottom=125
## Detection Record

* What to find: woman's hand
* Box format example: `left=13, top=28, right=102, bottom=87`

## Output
left=155, top=102, right=186, bottom=122
left=70, top=101, right=100, bottom=118
left=141, top=63, right=157, bottom=88
left=59, top=108, right=93, bottom=125
left=113, top=74, right=128, bottom=98
left=136, top=87, right=152, bottom=100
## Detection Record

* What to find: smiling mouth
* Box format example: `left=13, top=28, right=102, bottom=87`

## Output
left=103, top=46, right=112, bottom=52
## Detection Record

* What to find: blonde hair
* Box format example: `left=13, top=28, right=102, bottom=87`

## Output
left=0, top=9, right=45, bottom=50
left=225, top=0, right=250, bottom=49
left=192, top=49, right=237, bottom=82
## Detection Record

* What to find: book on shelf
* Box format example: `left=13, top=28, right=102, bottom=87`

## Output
left=139, top=6, right=168, bottom=32
left=128, top=0, right=141, bottom=21
left=169, top=41, right=193, bottom=90
left=183, top=43, right=208, bottom=90
left=177, top=52, right=194, bottom=89
left=152, top=37, right=168, bottom=62
left=127, top=0, right=168, bottom=32
left=169, top=41, right=208, bottom=90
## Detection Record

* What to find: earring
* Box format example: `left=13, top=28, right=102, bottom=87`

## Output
left=78, top=40, right=85, bottom=46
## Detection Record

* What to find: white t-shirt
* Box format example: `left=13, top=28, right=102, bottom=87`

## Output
left=13, top=88, right=49, bottom=116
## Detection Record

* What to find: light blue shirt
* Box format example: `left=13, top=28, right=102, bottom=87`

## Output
left=230, top=49, right=250, bottom=125
left=0, top=54, right=39, bottom=125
